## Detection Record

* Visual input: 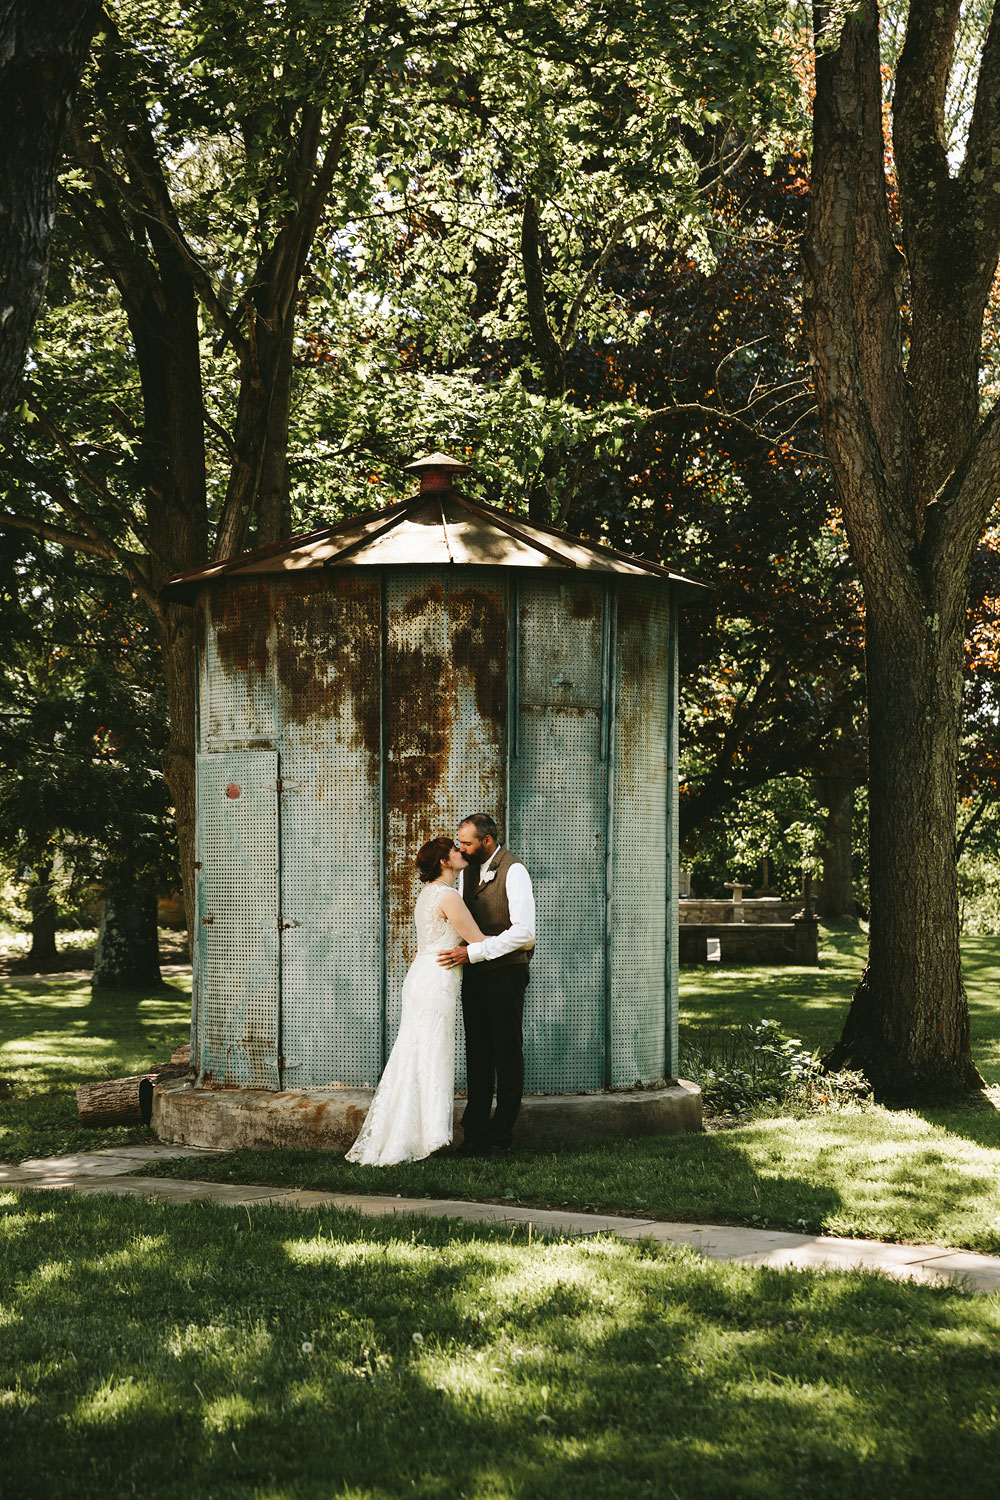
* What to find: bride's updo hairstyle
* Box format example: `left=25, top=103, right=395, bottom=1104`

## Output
left=416, top=835, right=455, bottom=883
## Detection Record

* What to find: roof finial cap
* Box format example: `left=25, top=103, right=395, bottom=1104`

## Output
left=403, top=451, right=469, bottom=493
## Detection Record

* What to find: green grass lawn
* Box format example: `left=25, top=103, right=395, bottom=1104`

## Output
left=680, top=924, right=1000, bottom=1086
left=2, top=1191, right=999, bottom=1500
left=4, top=933, right=1000, bottom=1496
left=0, top=972, right=192, bottom=1162
left=3, top=930, right=1000, bottom=1252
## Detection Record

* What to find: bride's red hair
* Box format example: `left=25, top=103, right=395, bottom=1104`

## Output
left=416, top=835, right=455, bottom=884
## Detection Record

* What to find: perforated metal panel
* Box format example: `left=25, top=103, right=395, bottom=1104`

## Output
left=511, top=577, right=607, bottom=1092
left=384, top=569, right=507, bottom=1082
left=202, top=584, right=276, bottom=749
left=666, top=595, right=680, bottom=1078
left=609, top=583, right=670, bottom=1086
left=271, top=575, right=382, bottom=1087
left=191, top=561, right=683, bottom=1100
left=195, top=751, right=279, bottom=1087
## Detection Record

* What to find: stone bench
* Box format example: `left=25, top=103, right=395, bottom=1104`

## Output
left=678, top=918, right=819, bottom=966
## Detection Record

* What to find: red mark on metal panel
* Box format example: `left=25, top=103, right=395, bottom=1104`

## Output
left=226, top=783, right=241, bottom=799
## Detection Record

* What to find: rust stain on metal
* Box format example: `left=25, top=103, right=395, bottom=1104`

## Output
left=271, top=574, right=381, bottom=766
left=568, top=583, right=602, bottom=620
left=615, top=585, right=662, bottom=790
left=385, top=582, right=458, bottom=939
left=449, top=586, right=507, bottom=726
left=386, top=644, right=454, bottom=810
left=210, top=581, right=273, bottom=678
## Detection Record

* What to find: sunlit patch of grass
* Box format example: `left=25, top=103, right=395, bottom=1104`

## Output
left=0, top=972, right=191, bottom=1162
left=8, top=1192, right=995, bottom=1498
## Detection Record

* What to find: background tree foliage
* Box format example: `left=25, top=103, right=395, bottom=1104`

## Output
left=0, top=0, right=799, bottom=941
left=7, top=0, right=1000, bottom=1111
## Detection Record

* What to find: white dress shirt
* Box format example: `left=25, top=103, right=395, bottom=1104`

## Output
left=461, top=846, right=536, bottom=964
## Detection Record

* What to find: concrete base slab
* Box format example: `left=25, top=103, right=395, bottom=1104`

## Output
left=151, top=1078, right=703, bottom=1153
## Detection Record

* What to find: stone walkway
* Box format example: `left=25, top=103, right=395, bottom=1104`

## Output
left=3, top=1145, right=1000, bottom=1293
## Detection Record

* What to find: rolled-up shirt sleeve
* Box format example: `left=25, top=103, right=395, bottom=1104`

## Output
left=467, top=863, right=535, bottom=964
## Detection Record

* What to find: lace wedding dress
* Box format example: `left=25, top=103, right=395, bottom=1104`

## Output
left=346, top=882, right=462, bottom=1166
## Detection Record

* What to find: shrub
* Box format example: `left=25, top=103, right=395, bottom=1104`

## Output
left=680, top=1018, right=872, bottom=1115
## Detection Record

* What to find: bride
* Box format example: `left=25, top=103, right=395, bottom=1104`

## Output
left=346, top=835, right=486, bottom=1166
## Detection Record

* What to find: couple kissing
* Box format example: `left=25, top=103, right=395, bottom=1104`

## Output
left=346, top=814, right=535, bottom=1165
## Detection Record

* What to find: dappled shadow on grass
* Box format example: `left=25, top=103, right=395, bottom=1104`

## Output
left=913, top=1091, right=1000, bottom=1149
left=0, top=976, right=191, bottom=1163
left=680, top=927, right=1000, bottom=1090
left=1, top=1193, right=998, bottom=1500
left=141, top=1132, right=846, bottom=1238
left=139, top=1104, right=1000, bottom=1252
left=0, top=975, right=190, bottom=1089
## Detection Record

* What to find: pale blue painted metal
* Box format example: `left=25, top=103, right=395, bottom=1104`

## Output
left=609, top=582, right=671, bottom=1086
left=195, top=750, right=280, bottom=1087
left=188, top=543, right=692, bottom=1093
left=510, top=577, right=607, bottom=1092
left=271, top=574, right=382, bottom=1090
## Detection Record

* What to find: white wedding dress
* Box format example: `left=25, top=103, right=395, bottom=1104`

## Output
left=346, top=882, right=462, bottom=1166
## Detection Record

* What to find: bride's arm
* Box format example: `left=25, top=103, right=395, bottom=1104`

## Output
left=438, top=887, right=485, bottom=945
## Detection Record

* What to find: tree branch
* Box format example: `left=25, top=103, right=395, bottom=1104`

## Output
left=24, top=395, right=158, bottom=559
left=2, top=451, right=160, bottom=612
left=0, top=507, right=113, bottom=558
left=520, top=194, right=564, bottom=396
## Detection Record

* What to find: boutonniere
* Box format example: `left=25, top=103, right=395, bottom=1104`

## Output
left=480, top=870, right=496, bottom=885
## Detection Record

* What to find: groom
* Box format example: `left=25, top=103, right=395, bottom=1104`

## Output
left=437, top=813, right=535, bottom=1157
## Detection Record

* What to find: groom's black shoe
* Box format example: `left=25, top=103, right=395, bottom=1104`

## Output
left=455, top=1140, right=492, bottom=1160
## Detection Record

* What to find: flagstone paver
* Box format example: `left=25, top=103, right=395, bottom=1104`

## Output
left=3, top=1145, right=999, bottom=1292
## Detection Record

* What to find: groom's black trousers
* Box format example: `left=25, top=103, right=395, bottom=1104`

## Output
left=461, top=964, right=529, bottom=1149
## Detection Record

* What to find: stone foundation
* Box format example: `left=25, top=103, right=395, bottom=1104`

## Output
left=152, top=1078, right=703, bottom=1152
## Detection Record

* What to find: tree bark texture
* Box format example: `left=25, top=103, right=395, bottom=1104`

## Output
left=92, top=884, right=163, bottom=991
left=76, top=1063, right=188, bottom=1126
left=803, top=0, right=998, bottom=1098
left=26, top=859, right=57, bottom=965
left=816, top=774, right=855, bottom=920
left=0, top=0, right=101, bottom=424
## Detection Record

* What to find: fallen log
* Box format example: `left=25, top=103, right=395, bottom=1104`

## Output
left=76, top=1062, right=190, bottom=1127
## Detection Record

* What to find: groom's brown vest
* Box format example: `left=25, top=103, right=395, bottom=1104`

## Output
left=464, top=846, right=533, bottom=969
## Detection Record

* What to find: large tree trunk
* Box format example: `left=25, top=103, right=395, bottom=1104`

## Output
left=92, top=884, right=163, bottom=991
left=824, top=607, right=979, bottom=1097
left=26, top=859, right=58, bottom=965
left=0, top=0, right=101, bottom=424
left=815, top=774, right=855, bottom=919
left=803, top=0, right=1000, bottom=1100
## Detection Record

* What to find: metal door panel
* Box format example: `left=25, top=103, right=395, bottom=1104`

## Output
left=202, top=584, right=277, bottom=749
left=271, top=575, right=382, bottom=1087
left=195, top=751, right=279, bottom=1087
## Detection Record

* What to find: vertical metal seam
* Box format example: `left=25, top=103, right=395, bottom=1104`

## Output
left=191, top=605, right=203, bottom=1078
left=506, top=574, right=518, bottom=849
left=275, top=748, right=285, bottom=1091
left=602, top=583, right=617, bottom=1089
left=271, top=583, right=284, bottom=1091
left=379, top=571, right=389, bottom=1073
left=665, top=590, right=679, bottom=1080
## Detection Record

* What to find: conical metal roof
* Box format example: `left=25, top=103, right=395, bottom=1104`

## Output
left=160, top=488, right=708, bottom=604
